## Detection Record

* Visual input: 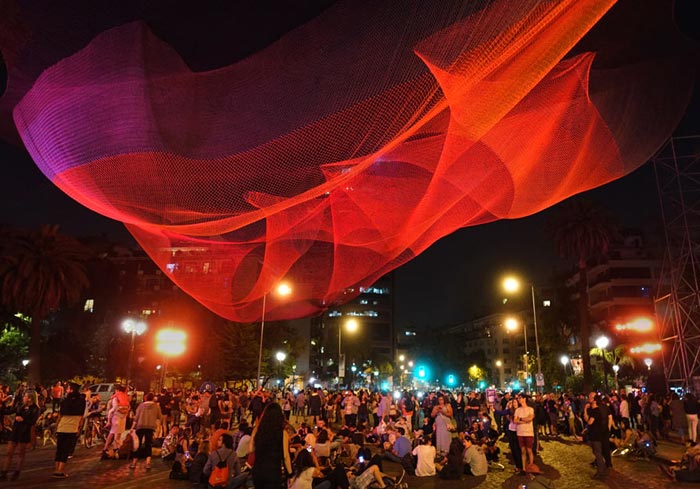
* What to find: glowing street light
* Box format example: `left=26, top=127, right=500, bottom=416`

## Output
left=615, top=317, right=654, bottom=333
left=339, top=319, right=359, bottom=386
left=595, top=335, right=610, bottom=392
left=560, top=354, right=570, bottom=367
left=155, top=328, right=186, bottom=391
left=502, top=275, right=542, bottom=392
left=122, top=319, right=147, bottom=389
left=612, top=364, right=620, bottom=391
left=275, top=351, right=287, bottom=362
left=495, top=360, right=503, bottom=367
left=644, top=358, right=653, bottom=371
left=504, top=316, right=530, bottom=392
left=399, top=354, right=405, bottom=362
left=257, top=282, right=292, bottom=388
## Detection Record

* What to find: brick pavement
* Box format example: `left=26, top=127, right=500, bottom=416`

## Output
left=0, top=435, right=694, bottom=489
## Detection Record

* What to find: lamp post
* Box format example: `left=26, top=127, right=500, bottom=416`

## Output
left=122, top=319, right=147, bottom=390
left=503, top=276, right=542, bottom=391
left=505, top=316, right=530, bottom=393
left=257, top=282, right=292, bottom=389
left=612, top=364, right=620, bottom=391
left=155, top=328, right=186, bottom=391
left=275, top=350, right=287, bottom=385
left=644, top=358, right=653, bottom=371
left=596, top=335, right=610, bottom=392
left=339, top=318, right=358, bottom=387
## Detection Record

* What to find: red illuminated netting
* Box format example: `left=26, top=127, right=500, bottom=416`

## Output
left=7, top=0, right=697, bottom=322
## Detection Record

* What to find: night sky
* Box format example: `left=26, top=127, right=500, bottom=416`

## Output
left=1, top=0, right=698, bottom=328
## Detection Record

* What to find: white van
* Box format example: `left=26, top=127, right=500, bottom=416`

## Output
left=88, top=383, right=118, bottom=403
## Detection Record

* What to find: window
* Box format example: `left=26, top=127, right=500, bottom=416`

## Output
left=328, top=311, right=342, bottom=317
left=84, top=299, right=94, bottom=313
left=543, top=300, right=551, bottom=307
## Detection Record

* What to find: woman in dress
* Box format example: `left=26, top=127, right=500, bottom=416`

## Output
left=0, top=391, right=40, bottom=481
left=431, top=395, right=453, bottom=454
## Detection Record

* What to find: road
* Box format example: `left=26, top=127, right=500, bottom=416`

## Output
left=0, top=434, right=689, bottom=489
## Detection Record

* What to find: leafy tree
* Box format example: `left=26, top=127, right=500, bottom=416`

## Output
left=548, top=199, right=619, bottom=392
left=0, top=324, right=29, bottom=383
left=0, top=225, right=90, bottom=384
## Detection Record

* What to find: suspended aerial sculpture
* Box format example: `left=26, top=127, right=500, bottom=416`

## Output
left=1, top=0, right=696, bottom=321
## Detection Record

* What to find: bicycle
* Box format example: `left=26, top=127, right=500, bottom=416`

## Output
left=83, top=416, right=105, bottom=449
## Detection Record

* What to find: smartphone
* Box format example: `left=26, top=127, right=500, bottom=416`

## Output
left=358, top=456, right=365, bottom=463
left=306, top=446, right=313, bottom=452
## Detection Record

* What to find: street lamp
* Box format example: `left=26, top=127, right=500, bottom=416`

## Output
left=275, top=350, right=287, bottom=384
left=155, top=328, right=186, bottom=391
left=612, top=364, right=620, bottom=391
left=502, top=276, right=542, bottom=391
left=339, top=318, right=359, bottom=387
left=504, top=316, right=530, bottom=392
left=257, top=282, right=292, bottom=388
left=122, top=319, right=147, bottom=390
left=644, top=358, right=653, bottom=371
left=595, top=335, right=610, bottom=392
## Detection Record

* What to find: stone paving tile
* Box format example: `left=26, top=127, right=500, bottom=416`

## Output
left=0, top=436, right=693, bottom=489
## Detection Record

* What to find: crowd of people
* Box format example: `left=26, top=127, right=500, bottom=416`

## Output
left=3, top=380, right=700, bottom=486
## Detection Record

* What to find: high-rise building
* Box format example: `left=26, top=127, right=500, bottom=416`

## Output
left=309, top=274, right=394, bottom=383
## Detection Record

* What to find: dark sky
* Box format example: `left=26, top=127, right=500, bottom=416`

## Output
left=1, top=0, right=698, bottom=328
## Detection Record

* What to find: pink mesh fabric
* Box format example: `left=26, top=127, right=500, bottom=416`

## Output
left=3, top=0, right=696, bottom=321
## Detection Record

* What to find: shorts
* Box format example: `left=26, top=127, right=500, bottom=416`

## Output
left=518, top=436, right=534, bottom=449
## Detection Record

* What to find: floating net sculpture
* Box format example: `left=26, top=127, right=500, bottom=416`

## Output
left=1, top=0, right=696, bottom=321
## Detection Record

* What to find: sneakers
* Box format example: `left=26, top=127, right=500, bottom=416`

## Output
left=51, top=472, right=68, bottom=478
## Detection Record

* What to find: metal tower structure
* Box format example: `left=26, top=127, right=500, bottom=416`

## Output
left=654, top=135, right=700, bottom=392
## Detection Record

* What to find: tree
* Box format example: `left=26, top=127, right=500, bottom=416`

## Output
left=548, top=199, right=619, bottom=392
left=0, top=225, right=90, bottom=383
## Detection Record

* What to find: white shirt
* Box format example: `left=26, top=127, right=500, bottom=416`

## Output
left=412, top=444, right=436, bottom=476
left=514, top=405, right=535, bottom=437
left=619, top=399, right=629, bottom=418
left=290, top=467, right=314, bottom=489
left=463, top=445, right=488, bottom=476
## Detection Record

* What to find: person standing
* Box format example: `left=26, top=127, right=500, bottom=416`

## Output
left=0, top=391, right=40, bottom=481
left=52, top=383, right=84, bottom=479
left=684, top=393, right=699, bottom=444
left=103, top=384, right=129, bottom=454
left=129, top=392, right=162, bottom=470
left=585, top=394, right=609, bottom=480
left=51, top=382, right=64, bottom=413
left=514, top=394, right=535, bottom=474
left=431, top=395, right=454, bottom=455
left=251, top=402, right=293, bottom=489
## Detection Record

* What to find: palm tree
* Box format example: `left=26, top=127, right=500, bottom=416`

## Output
left=548, top=199, right=619, bottom=392
left=0, top=225, right=90, bottom=384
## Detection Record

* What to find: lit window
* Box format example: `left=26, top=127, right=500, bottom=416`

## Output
left=166, top=263, right=178, bottom=273
left=84, top=299, right=94, bottom=313
left=360, top=299, right=368, bottom=305
left=203, top=262, right=210, bottom=273
left=543, top=300, right=551, bottom=307
left=328, top=311, right=342, bottom=317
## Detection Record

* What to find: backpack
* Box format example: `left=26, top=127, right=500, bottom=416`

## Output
left=400, top=452, right=416, bottom=476
left=208, top=452, right=229, bottom=487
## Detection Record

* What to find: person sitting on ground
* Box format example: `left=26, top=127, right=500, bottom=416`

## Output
left=463, top=435, right=488, bottom=477
left=348, top=463, right=394, bottom=489
left=188, top=440, right=210, bottom=485
left=659, top=442, right=700, bottom=482
left=161, top=425, right=181, bottom=461
left=290, top=448, right=333, bottom=489
left=438, top=438, right=465, bottom=480
left=412, top=436, right=437, bottom=477
left=612, top=419, right=637, bottom=455
left=382, top=427, right=412, bottom=464
left=203, top=433, right=247, bottom=488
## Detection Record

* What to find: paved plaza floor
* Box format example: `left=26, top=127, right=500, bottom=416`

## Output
left=0, top=434, right=691, bottom=489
